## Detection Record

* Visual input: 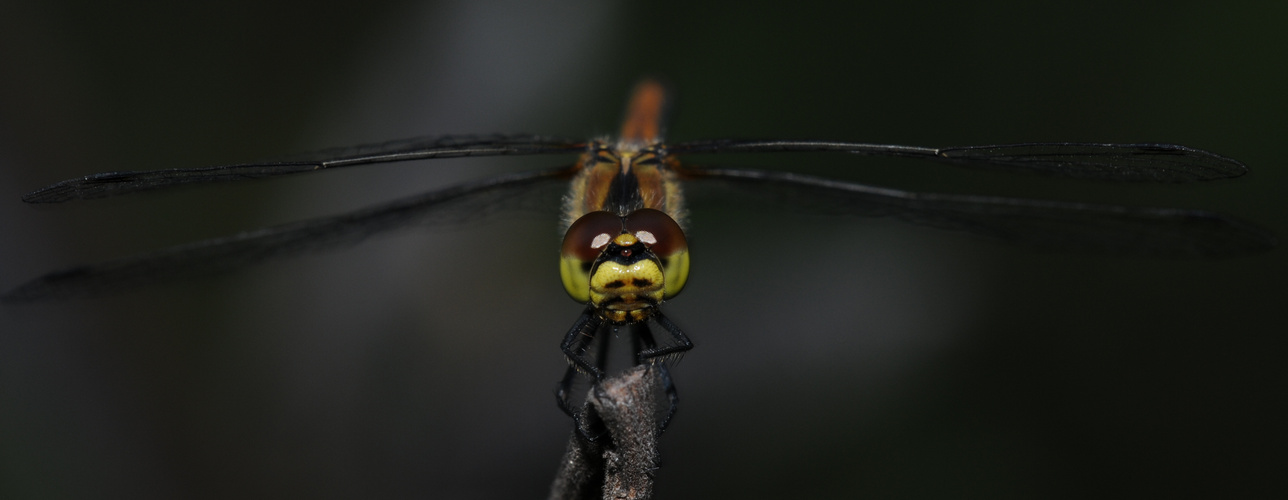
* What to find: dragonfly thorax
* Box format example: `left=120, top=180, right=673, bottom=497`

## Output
left=561, top=141, right=685, bottom=232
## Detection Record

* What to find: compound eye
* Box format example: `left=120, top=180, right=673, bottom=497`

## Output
left=622, top=209, right=687, bottom=257
left=562, top=211, right=623, bottom=261
left=560, top=211, right=623, bottom=302
left=622, top=209, right=689, bottom=299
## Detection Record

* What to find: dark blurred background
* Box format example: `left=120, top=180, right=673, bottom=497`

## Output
left=2, top=1, right=1284, bottom=498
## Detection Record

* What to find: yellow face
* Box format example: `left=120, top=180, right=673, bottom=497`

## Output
left=559, top=209, right=689, bottom=323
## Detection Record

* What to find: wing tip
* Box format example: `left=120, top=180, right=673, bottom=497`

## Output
left=21, top=186, right=72, bottom=204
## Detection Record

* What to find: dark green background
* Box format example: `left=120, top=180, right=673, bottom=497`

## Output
left=2, top=1, right=1284, bottom=498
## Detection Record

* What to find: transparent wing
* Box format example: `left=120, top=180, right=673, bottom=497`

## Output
left=669, top=140, right=1247, bottom=182
left=4, top=167, right=575, bottom=302
left=23, top=134, right=586, bottom=203
left=685, top=166, right=1275, bottom=258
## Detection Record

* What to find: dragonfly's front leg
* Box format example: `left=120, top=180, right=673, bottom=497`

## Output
left=636, top=311, right=693, bottom=365
left=560, top=305, right=606, bottom=380
left=633, top=322, right=682, bottom=431
left=557, top=306, right=609, bottom=439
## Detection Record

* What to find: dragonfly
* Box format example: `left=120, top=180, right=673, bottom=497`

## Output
left=4, top=79, right=1274, bottom=431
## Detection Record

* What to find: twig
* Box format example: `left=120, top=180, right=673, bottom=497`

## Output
left=549, top=365, right=663, bottom=500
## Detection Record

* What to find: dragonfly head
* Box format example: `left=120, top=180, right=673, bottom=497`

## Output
left=559, top=209, right=689, bottom=323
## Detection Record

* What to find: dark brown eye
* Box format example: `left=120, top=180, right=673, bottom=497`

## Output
left=562, top=211, right=623, bottom=261
left=622, top=209, right=687, bottom=257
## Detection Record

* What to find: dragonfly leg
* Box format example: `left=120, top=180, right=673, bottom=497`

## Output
left=556, top=365, right=579, bottom=419
left=633, top=323, right=681, bottom=431
left=557, top=307, right=609, bottom=440
left=556, top=364, right=608, bottom=442
left=637, top=311, right=693, bottom=365
left=560, top=306, right=606, bottom=380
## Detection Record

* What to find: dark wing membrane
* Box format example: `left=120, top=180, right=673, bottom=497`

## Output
left=668, top=140, right=1247, bottom=182
left=685, top=167, right=1275, bottom=258
left=23, top=134, right=585, bottom=203
left=4, top=167, right=574, bottom=302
